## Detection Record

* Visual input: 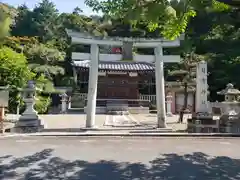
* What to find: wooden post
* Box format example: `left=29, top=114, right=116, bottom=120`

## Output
left=0, top=107, right=4, bottom=133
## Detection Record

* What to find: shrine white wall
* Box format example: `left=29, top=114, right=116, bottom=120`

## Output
left=72, top=52, right=122, bottom=62
left=175, top=92, right=195, bottom=113
left=72, top=52, right=180, bottom=63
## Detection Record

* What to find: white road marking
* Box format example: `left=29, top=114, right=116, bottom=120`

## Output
left=219, top=142, right=231, bottom=145
left=78, top=140, right=97, bottom=143
left=16, top=140, right=36, bottom=143
left=107, top=139, right=122, bottom=142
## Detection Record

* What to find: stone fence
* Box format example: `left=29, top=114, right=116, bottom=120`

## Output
left=208, top=101, right=240, bottom=115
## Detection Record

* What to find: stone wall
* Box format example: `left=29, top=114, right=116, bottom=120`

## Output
left=209, top=102, right=240, bottom=115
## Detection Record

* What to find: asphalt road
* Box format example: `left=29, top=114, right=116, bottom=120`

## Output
left=0, top=137, right=240, bottom=180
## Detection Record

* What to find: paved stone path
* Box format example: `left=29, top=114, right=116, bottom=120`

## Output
left=0, top=137, right=240, bottom=179
left=5, top=114, right=192, bottom=130
left=104, top=114, right=141, bottom=127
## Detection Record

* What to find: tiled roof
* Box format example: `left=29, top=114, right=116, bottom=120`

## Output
left=217, top=83, right=240, bottom=95
left=72, top=60, right=154, bottom=71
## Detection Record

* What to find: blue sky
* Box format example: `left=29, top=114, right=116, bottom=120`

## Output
left=3, top=0, right=100, bottom=15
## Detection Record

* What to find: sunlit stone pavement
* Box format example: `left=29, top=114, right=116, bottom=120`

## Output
left=4, top=113, right=191, bottom=131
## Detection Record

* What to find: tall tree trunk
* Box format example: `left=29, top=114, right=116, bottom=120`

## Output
left=179, top=82, right=188, bottom=123
left=122, top=41, right=133, bottom=60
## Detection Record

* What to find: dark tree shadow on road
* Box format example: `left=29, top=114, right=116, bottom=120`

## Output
left=1, top=149, right=240, bottom=180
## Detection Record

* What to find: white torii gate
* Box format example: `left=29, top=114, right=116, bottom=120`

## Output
left=67, top=29, right=183, bottom=128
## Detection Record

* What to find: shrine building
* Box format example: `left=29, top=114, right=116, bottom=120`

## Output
left=71, top=59, right=196, bottom=114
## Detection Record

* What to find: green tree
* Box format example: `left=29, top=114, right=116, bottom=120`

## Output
left=58, top=11, right=106, bottom=37
left=11, top=5, right=34, bottom=37
left=216, top=0, right=240, bottom=6
left=73, top=7, right=83, bottom=15
left=31, top=0, right=59, bottom=42
left=85, top=0, right=229, bottom=39
left=187, top=6, right=240, bottom=99
left=0, top=47, right=32, bottom=88
left=0, top=9, right=11, bottom=42
left=0, top=47, right=33, bottom=113
left=12, top=0, right=60, bottom=43
left=24, top=43, right=65, bottom=80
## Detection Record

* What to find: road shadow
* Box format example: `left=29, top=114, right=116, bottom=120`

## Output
left=0, top=149, right=240, bottom=179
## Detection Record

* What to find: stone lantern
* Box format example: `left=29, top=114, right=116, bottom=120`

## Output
left=166, top=93, right=173, bottom=117
left=59, top=93, right=68, bottom=114
left=217, top=83, right=240, bottom=133
left=217, top=83, right=240, bottom=102
left=14, top=80, right=44, bottom=133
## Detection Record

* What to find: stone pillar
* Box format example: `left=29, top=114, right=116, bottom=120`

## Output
left=86, top=44, right=99, bottom=128
left=122, top=41, right=133, bottom=60
left=195, top=120, right=201, bottom=133
left=60, top=93, right=68, bottom=114
left=0, top=107, right=4, bottom=133
left=196, top=61, right=208, bottom=113
left=226, top=121, right=231, bottom=133
left=68, top=96, right=71, bottom=109
left=73, top=67, right=78, bottom=85
left=166, top=93, right=173, bottom=117
left=154, top=46, right=166, bottom=128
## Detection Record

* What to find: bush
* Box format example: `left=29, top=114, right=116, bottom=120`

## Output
left=0, top=47, right=33, bottom=113
left=34, top=95, right=51, bottom=114
left=0, top=47, right=32, bottom=88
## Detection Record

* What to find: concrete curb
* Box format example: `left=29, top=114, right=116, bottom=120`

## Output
left=41, top=127, right=161, bottom=132
left=2, top=132, right=240, bottom=138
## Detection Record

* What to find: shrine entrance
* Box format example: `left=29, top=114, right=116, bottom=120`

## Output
left=97, top=71, right=139, bottom=100
left=105, top=87, right=130, bottom=99
left=67, top=29, right=182, bottom=128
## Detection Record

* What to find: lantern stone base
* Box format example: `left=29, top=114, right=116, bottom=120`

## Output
left=14, top=114, right=44, bottom=133
left=187, top=112, right=219, bottom=133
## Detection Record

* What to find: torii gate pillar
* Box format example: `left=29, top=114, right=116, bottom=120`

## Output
left=155, top=46, right=166, bottom=127
left=86, top=44, right=99, bottom=128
